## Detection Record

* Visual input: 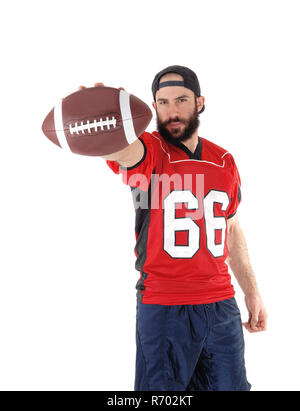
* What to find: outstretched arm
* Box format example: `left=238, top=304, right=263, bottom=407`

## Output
left=226, top=214, right=268, bottom=333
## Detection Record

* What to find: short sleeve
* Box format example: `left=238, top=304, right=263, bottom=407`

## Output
left=226, top=154, right=242, bottom=219
left=106, top=131, right=158, bottom=191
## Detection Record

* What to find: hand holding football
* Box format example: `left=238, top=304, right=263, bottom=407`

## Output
left=41, top=85, right=152, bottom=156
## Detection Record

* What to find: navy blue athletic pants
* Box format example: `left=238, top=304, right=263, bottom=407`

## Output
left=134, top=297, right=251, bottom=391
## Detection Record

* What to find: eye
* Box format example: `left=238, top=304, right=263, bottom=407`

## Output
left=178, top=98, right=187, bottom=103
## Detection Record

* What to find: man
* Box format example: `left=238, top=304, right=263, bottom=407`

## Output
left=83, top=65, right=267, bottom=391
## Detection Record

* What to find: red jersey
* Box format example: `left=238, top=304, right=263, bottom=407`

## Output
left=106, top=131, right=242, bottom=305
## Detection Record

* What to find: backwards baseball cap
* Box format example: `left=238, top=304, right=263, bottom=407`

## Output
left=152, top=65, right=205, bottom=114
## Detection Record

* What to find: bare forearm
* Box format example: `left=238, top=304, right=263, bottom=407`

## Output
left=226, top=215, right=267, bottom=332
left=226, top=219, right=260, bottom=297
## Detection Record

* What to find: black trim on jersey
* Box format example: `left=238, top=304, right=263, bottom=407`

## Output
left=238, top=185, right=242, bottom=203
left=136, top=271, right=148, bottom=302
left=227, top=211, right=237, bottom=219
left=132, top=171, right=155, bottom=303
left=227, top=185, right=241, bottom=219
left=118, top=138, right=147, bottom=171
left=165, top=136, right=202, bottom=160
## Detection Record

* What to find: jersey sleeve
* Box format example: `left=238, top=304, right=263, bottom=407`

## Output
left=226, top=154, right=242, bottom=219
left=106, top=131, right=158, bottom=191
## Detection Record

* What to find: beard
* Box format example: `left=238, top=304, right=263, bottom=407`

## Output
left=156, top=102, right=200, bottom=144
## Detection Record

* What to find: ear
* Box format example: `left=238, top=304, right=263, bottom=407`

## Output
left=197, top=96, right=205, bottom=112
left=152, top=101, right=157, bottom=111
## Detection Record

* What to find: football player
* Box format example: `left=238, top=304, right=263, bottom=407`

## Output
left=80, top=65, right=267, bottom=391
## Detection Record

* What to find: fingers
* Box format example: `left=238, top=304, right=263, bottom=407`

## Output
left=243, top=319, right=267, bottom=333
left=243, top=322, right=252, bottom=332
left=243, top=322, right=258, bottom=333
left=78, top=83, right=104, bottom=91
left=244, top=295, right=268, bottom=333
left=250, top=313, right=259, bottom=330
left=242, top=311, right=262, bottom=333
left=78, top=83, right=124, bottom=92
left=243, top=324, right=266, bottom=333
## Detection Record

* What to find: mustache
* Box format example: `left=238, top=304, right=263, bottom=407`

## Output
left=163, top=118, right=186, bottom=126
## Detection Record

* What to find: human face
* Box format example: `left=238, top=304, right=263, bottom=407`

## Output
left=154, top=85, right=200, bottom=143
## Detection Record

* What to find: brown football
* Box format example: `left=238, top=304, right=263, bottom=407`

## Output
left=41, top=86, right=152, bottom=156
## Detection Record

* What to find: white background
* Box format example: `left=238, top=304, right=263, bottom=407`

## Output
left=1, top=0, right=299, bottom=391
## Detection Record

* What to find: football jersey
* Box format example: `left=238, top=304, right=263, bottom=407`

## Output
left=106, top=131, right=242, bottom=305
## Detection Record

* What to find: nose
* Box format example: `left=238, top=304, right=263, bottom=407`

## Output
left=166, top=102, right=180, bottom=120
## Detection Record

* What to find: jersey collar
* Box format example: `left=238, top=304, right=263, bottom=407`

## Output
left=168, top=136, right=202, bottom=160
